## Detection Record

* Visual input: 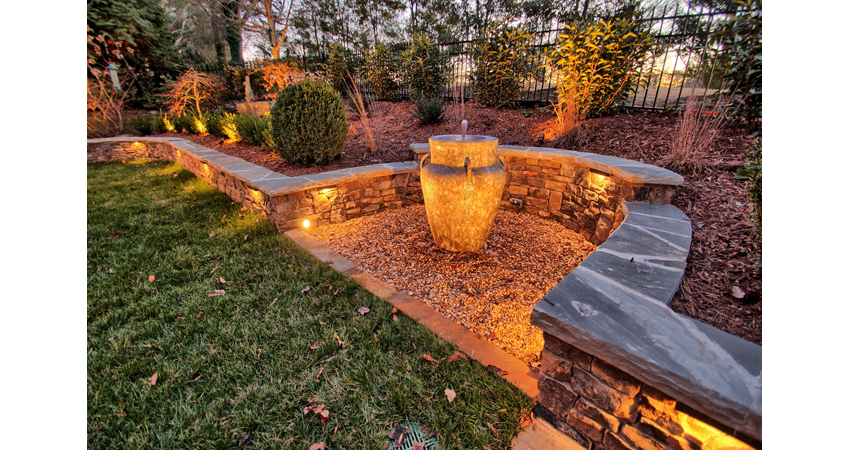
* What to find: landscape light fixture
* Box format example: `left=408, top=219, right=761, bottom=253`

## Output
left=108, top=64, right=122, bottom=92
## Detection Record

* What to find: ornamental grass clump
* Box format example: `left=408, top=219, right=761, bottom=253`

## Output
left=663, top=96, right=723, bottom=176
left=270, top=80, right=349, bottom=165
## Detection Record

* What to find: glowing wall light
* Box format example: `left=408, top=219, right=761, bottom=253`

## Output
left=303, top=219, right=311, bottom=228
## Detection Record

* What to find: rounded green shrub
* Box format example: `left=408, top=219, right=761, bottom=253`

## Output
left=270, top=80, right=349, bottom=165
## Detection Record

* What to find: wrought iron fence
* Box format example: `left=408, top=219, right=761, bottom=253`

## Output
left=195, top=5, right=751, bottom=111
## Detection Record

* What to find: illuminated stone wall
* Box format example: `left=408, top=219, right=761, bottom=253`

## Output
left=536, top=333, right=760, bottom=450
left=411, top=144, right=680, bottom=246
left=87, top=138, right=421, bottom=232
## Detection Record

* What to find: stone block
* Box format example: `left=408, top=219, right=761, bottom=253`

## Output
left=574, top=168, right=591, bottom=187
left=560, top=165, right=578, bottom=177
left=541, top=166, right=560, bottom=175
left=591, top=359, right=641, bottom=398
left=604, top=432, right=639, bottom=450
left=386, top=201, right=403, bottom=209
left=567, top=409, right=605, bottom=442
left=540, top=159, right=561, bottom=168
left=621, top=424, right=667, bottom=450
left=362, top=204, right=380, bottom=213
left=330, top=208, right=346, bottom=224
left=509, top=185, right=528, bottom=196
left=564, top=183, right=582, bottom=197
left=529, top=187, right=550, bottom=199
left=522, top=170, right=540, bottom=178
left=636, top=418, right=700, bottom=450
left=575, top=398, right=621, bottom=433
left=544, top=180, right=567, bottom=191
left=543, top=333, right=593, bottom=370
left=525, top=158, right=540, bottom=166
left=538, top=210, right=550, bottom=218
left=392, top=173, right=410, bottom=187
left=373, top=180, right=392, bottom=191
left=538, top=375, right=578, bottom=420
left=528, top=177, right=545, bottom=188
left=549, top=191, right=563, bottom=211
left=594, top=216, right=614, bottom=243
left=526, top=197, right=548, bottom=209
left=510, top=174, right=528, bottom=186
left=572, top=368, right=638, bottom=421
left=380, top=188, right=396, bottom=196
left=583, top=189, right=599, bottom=203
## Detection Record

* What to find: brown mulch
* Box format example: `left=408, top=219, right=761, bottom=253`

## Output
left=146, top=101, right=761, bottom=345
left=308, top=205, right=597, bottom=364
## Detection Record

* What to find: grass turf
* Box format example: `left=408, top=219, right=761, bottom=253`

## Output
left=87, top=160, right=533, bottom=449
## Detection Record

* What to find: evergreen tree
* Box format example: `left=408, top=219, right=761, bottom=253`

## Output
left=88, top=0, right=182, bottom=107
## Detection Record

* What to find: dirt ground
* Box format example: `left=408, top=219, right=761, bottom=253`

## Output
left=147, top=100, right=762, bottom=345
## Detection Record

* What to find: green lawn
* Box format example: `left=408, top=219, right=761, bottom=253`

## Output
left=87, top=160, right=532, bottom=449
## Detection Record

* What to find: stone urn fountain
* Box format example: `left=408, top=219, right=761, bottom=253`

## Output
left=420, top=121, right=507, bottom=252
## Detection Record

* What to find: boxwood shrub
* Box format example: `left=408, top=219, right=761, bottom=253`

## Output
left=270, top=80, right=349, bottom=165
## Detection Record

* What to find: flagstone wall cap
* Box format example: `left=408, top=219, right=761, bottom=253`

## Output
left=410, top=143, right=684, bottom=186
left=530, top=202, right=762, bottom=440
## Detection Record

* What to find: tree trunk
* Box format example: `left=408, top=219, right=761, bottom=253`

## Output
left=223, top=1, right=243, bottom=63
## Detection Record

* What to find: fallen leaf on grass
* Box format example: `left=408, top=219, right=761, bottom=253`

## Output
left=207, top=290, right=226, bottom=297
left=271, top=297, right=278, bottom=306
left=301, top=285, right=311, bottom=293
left=447, top=351, right=468, bottom=363
left=243, top=235, right=248, bottom=241
left=422, top=354, right=437, bottom=363
left=358, top=307, right=370, bottom=315
left=315, top=367, right=325, bottom=382
left=308, top=443, right=328, bottom=450
left=187, top=374, right=201, bottom=383
left=412, top=441, right=425, bottom=450
left=392, top=307, right=398, bottom=314
left=486, top=365, right=507, bottom=376
left=487, top=422, right=499, bottom=438
left=148, top=275, right=155, bottom=282
left=210, top=265, right=218, bottom=274
left=218, top=277, right=226, bottom=284
left=209, top=232, right=216, bottom=237
left=731, top=286, right=745, bottom=299
left=237, top=432, right=250, bottom=447
left=333, top=333, right=345, bottom=346
left=195, top=313, right=203, bottom=319
left=445, top=389, right=456, bottom=403
left=393, top=314, right=398, bottom=322
left=388, top=425, right=409, bottom=447
left=149, top=372, right=158, bottom=386
left=310, top=342, right=320, bottom=350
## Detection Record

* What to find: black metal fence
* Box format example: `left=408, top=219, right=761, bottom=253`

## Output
left=196, top=5, right=749, bottom=111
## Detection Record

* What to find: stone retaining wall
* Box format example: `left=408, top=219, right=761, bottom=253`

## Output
left=411, top=144, right=680, bottom=246
left=536, top=333, right=761, bottom=450
left=87, top=137, right=422, bottom=231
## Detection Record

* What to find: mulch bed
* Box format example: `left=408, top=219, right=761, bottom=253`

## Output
left=146, top=100, right=762, bottom=345
left=308, top=205, right=597, bottom=364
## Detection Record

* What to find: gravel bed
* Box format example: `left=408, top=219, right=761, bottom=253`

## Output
left=308, top=205, right=596, bottom=364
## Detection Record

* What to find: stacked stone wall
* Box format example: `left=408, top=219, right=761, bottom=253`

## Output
left=536, top=333, right=760, bottom=450
left=501, top=156, right=675, bottom=245
left=87, top=140, right=422, bottom=232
